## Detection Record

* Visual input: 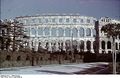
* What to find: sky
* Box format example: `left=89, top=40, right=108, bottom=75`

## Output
left=1, top=0, right=120, bottom=20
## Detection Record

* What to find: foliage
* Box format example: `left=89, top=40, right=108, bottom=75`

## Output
left=0, top=19, right=29, bottom=52
left=101, top=23, right=120, bottom=38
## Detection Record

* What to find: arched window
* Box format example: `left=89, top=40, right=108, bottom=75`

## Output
left=86, top=41, right=91, bottom=51
left=79, top=28, right=84, bottom=37
left=38, top=27, right=43, bottom=35
left=107, top=41, right=111, bottom=49
left=101, top=41, right=105, bottom=49
left=73, top=40, right=78, bottom=50
left=80, top=40, right=84, bottom=51
left=58, top=28, right=64, bottom=37
left=87, top=19, right=90, bottom=23
left=44, top=27, right=50, bottom=36
left=86, top=28, right=91, bottom=36
left=72, top=28, right=78, bottom=37
left=93, top=29, right=96, bottom=37
left=65, top=27, right=71, bottom=37
left=31, top=28, right=36, bottom=35
left=51, top=28, right=57, bottom=37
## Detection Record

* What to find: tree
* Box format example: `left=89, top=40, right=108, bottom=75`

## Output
left=0, top=19, right=29, bottom=52
left=101, top=23, right=120, bottom=74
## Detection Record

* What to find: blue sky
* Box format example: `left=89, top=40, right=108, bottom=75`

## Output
left=1, top=0, right=120, bottom=19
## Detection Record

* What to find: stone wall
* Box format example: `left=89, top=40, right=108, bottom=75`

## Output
left=0, top=51, right=83, bottom=68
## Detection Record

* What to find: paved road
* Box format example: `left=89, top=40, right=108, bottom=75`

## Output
left=0, top=62, right=111, bottom=74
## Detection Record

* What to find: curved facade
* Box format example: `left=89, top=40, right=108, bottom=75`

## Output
left=16, top=15, right=120, bottom=53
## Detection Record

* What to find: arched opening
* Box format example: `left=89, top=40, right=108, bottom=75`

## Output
left=86, top=28, right=91, bottom=36
left=31, top=28, right=36, bottom=35
left=17, top=56, right=21, bottom=61
left=73, top=40, right=78, bottom=52
left=107, top=41, right=111, bottom=49
left=79, top=28, right=84, bottom=37
left=58, top=28, right=64, bottom=37
left=38, top=27, right=43, bottom=35
left=65, top=40, right=71, bottom=51
left=101, top=41, right=105, bottom=49
left=80, top=40, right=84, bottom=52
left=51, top=28, right=57, bottom=37
left=6, top=55, right=11, bottom=61
left=72, top=28, right=78, bottom=37
left=65, top=27, right=71, bottom=37
left=44, top=27, right=50, bottom=36
left=86, top=41, right=91, bottom=51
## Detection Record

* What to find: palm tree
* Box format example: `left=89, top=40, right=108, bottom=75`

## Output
left=101, top=23, right=120, bottom=74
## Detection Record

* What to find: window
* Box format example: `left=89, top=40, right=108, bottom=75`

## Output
left=66, top=18, right=69, bottom=23
left=58, top=28, right=64, bottom=37
left=25, top=19, right=29, bottom=25
left=86, top=41, right=91, bottom=51
left=44, top=27, right=50, bottom=36
left=31, top=19, right=35, bottom=23
left=44, top=18, right=49, bottom=23
left=79, top=28, right=84, bottom=37
left=38, top=18, right=42, bottom=23
left=31, top=28, right=36, bottom=35
left=38, top=27, right=43, bottom=35
left=86, top=28, right=91, bottom=36
left=73, top=19, right=77, bottom=23
left=59, top=18, right=63, bottom=23
left=65, top=28, right=71, bottom=37
left=80, top=19, right=84, bottom=23
left=101, top=41, right=105, bottom=49
left=87, top=19, right=90, bottom=23
left=80, top=40, right=84, bottom=50
left=107, top=41, right=111, bottom=49
left=52, top=18, right=56, bottom=23
left=51, top=28, right=57, bottom=37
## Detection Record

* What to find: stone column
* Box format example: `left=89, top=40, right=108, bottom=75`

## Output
left=91, top=41, right=94, bottom=53
left=56, top=41, right=59, bottom=51
left=105, top=41, right=107, bottom=53
left=48, top=42, right=52, bottom=52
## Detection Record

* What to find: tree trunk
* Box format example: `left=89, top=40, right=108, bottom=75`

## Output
left=112, top=37, right=116, bottom=74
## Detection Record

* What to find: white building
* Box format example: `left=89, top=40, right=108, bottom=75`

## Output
left=16, top=14, right=120, bottom=53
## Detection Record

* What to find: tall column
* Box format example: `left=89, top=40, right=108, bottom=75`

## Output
left=77, top=28, right=79, bottom=38
left=63, top=41, right=66, bottom=51
left=99, top=40, right=102, bottom=53
left=105, top=41, right=107, bottom=53
left=48, top=42, right=52, bottom=52
left=56, top=41, right=59, bottom=51
left=91, top=41, right=94, bottom=53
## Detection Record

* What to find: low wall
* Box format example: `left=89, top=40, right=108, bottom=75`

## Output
left=0, top=51, right=83, bottom=68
